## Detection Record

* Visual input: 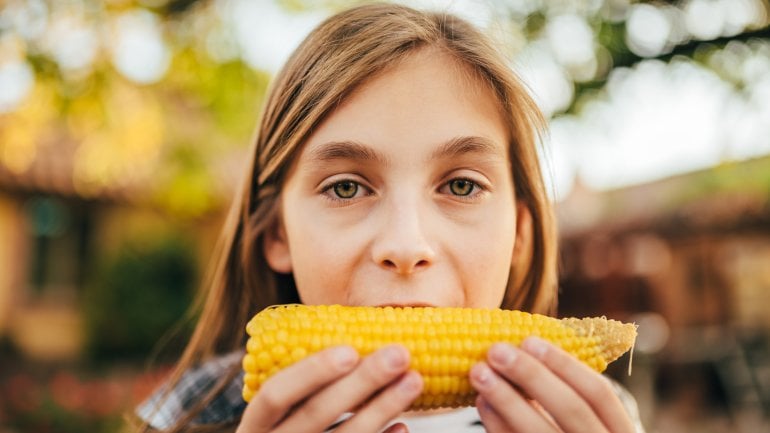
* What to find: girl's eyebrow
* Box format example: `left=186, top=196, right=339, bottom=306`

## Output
left=307, top=135, right=503, bottom=165
left=430, top=136, right=504, bottom=160
left=307, top=140, right=388, bottom=164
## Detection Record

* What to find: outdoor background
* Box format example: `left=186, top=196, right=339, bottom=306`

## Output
left=1, top=0, right=769, bottom=432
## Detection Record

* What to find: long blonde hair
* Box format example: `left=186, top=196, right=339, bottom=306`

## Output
left=147, top=3, right=557, bottom=431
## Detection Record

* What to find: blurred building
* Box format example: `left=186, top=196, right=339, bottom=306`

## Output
left=0, top=138, right=225, bottom=362
left=557, top=155, right=770, bottom=429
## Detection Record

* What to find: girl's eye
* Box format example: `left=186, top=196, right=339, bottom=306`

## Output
left=447, top=178, right=476, bottom=196
left=332, top=180, right=359, bottom=199
left=320, top=178, right=371, bottom=202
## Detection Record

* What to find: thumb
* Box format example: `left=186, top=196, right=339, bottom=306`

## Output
left=382, top=422, right=409, bottom=433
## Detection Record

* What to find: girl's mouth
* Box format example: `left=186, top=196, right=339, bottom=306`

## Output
left=373, top=302, right=439, bottom=308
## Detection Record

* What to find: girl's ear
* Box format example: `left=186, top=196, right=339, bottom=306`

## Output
left=512, top=202, right=533, bottom=263
left=263, top=218, right=293, bottom=274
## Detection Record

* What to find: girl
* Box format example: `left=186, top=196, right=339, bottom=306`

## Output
left=136, top=3, right=644, bottom=432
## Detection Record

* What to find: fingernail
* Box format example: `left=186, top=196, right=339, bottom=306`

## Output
left=331, top=346, right=358, bottom=369
left=386, top=422, right=408, bottom=433
left=523, top=337, right=548, bottom=360
left=471, top=363, right=494, bottom=389
left=397, top=372, right=422, bottom=396
left=488, top=343, right=516, bottom=367
left=381, top=345, right=408, bottom=371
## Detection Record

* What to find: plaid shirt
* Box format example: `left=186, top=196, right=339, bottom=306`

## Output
left=136, top=350, right=647, bottom=432
left=137, top=351, right=247, bottom=429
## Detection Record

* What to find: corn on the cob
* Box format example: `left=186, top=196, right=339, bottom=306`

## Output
left=242, top=304, right=637, bottom=410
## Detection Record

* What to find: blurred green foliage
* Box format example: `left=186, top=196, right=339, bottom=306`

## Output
left=83, top=235, right=197, bottom=361
left=1, top=0, right=768, bottom=215
left=678, top=157, right=770, bottom=203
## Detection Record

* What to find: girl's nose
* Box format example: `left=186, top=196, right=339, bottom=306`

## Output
left=371, top=201, right=436, bottom=275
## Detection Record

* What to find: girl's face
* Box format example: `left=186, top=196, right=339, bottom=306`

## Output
left=264, top=48, right=526, bottom=308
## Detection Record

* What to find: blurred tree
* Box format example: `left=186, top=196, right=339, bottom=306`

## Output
left=0, top=0, right=270, bottom=217
left=275, top=0, right=769, bottom=114
left=0, top=0, right=768, bottom=212
left=83, top=235, right=197, bottom=361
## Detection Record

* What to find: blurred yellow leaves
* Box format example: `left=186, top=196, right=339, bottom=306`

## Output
left=73, top=81, right=164, bottom=197
left=0, top=1, right=269, bottom=219
left=0, top=79, right=57, bottom=174
left=66, top=92, right=104, bottom=140
left=160, top=167, right=216, bottom=219
left=0, top=72, right=167, bottom=202
left=1, top=125, right=37, bottom=175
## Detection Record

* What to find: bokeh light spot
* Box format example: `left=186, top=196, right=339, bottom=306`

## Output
left=111, top=9, right=170, bottom=84
left=0, top=60, right=34, bottom=113
left=684, top=0, right=725, bottom=41
left=626, top=4, right=671, bottom=57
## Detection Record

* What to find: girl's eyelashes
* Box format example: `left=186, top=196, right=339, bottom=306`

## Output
left=320, top=179, right=371, bottom=202
left=319, top=175, right=487, bottom=202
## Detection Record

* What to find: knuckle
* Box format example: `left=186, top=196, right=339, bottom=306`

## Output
left=380, top=389, right=412, bottom=414
left=549, top=349, right=576, bottom=373
left=479, top=370, right=515, bottom=404
left=536, top=341, right=568, bottom=368
left=358, top=360, right=391, bottom=387
left=359, top=351, right=404, bottom=385
left=483, top=380, right=508, bottom=404
left=255, top=383, right=285, bottom=413
left=562, top=396, right=589, bottom=419
left=587, top=375, right=615, bottom=398
left=309, top=348, right=337, bottom=368
left=510, top=352, right=541, bottom=381
left=292, top=397, right=327, bottom=422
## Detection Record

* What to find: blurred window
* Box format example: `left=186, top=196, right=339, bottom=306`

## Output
left=23, top=196, right=91, bottom=295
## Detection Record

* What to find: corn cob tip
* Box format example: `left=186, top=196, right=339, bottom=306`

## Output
left=561, top=316, right=638, bottom=365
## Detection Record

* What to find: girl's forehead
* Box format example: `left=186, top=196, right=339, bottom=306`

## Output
left=344, top=47, right=500, bottom=111
left=299, top=47, right=510, bottom=154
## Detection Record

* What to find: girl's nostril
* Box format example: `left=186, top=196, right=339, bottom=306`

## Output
left=380, top=258, right=431, bottom=273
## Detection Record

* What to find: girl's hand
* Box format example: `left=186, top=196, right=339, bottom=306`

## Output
left=236, top=345, right=422, bottom=433
left=469, top=338, right=635, bottom=433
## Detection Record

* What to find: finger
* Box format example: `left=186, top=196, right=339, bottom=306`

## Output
left=273, top=345, right=411, bottom=433
left=469, top=361, right=556, bottom=432
left=337, top=371, right=422, bottom=433
left=382, top=422, right=410, bottom=433
left=521, top=337, right=635, bottom=433
left=484, top=343, right=607, bottom=433
left=475, top=394, right=515, bottom=433
left=477, top=391, right=564, bottom=433
left=238, top=346, right=358, bottom=432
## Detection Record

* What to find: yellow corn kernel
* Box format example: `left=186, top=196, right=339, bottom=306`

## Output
left=242, top=304, right=637, bottom=410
